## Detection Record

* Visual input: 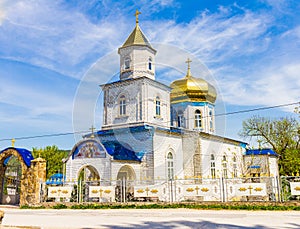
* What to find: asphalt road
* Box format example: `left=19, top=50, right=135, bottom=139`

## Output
left=1, top=207, right=300, bottom=228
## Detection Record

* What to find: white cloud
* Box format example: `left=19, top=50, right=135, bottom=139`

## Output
left=218, top=62, right=300, bottom=109
left=0, top=0, right=10, bottom=25
left=0, top=0, right=127, bottom=78
left=147, top=8, right=272, bottom=65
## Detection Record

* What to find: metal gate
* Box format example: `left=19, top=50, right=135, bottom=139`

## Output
left=1, top=164, right=22, bottom=205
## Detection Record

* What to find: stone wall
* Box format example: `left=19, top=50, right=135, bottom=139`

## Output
left=20, top=157, right=46, bottom=206
left=0, top=148, right=46, bottom=206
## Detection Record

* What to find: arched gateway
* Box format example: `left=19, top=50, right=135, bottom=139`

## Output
left=0, top=147, right=46, bottom=206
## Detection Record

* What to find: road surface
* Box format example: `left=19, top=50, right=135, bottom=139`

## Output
left=1, top=207, right=300, bottom=228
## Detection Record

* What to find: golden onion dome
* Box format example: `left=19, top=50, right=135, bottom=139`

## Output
left=170, top=59, right=217, bottom=104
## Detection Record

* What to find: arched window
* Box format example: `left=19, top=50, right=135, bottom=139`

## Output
left=119, top=95, right=126, bottom=116
left=222, top=155, right=228, bottom=178
left=210, top=154, right=216, bottom=178
left=194, top=110, right=202, bottom=128
left=177, top=111, right=184, bottom=128
left=167, top=152, right=174, bottom=180
left=148, top=57, right=152, bottom=70
left=209, top=109, right=213, bottom=130
left=155, top=96, right=161, bottom=116
left=233, top=156, right=237, bottom=178
left=124, top=57, right=130, bottom=70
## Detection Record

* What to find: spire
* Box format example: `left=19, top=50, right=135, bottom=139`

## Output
left=185, top=58, right=192, bottom=78
left=120, top=10, right=154, bottom=50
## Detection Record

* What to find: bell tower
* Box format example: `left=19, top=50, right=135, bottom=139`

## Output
left=118, top=10, right=156, bottom=80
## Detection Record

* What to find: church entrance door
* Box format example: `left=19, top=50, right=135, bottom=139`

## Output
left=77, top=165, right=100, bottom=202
left=1, top=155, right=22, bottom=205
left=116, top=165, right=136, bottom=202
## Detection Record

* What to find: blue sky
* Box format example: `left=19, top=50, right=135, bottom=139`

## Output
left=0, top=0, right=299, bottom=150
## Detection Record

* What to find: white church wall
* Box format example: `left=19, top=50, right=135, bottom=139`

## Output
left=269, top=157, right=279, bottom=177
left=200, top=137, right=245, bottom=179
left=102, top=78, right=170, bottom=129
left=184, top=103, right=215, bottom=134
left=181, top=133, right=199, bottom=178
left=111, top=161, right=141, bottom=182
left=119, top=46, right=156, bottom=80
left=143, top=81, right=170, bottom=128
left=103, top=80, right=142, bottom=128
left=131, top=47, right=156, bottom=78
left=65, top=157, right=111, bottom=182
left=153, top=131, right=184, bottom=180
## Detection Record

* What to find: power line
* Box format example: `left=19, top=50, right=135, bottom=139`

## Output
left=0, top=101, right=299, bottom=142
left=0, top=130, right=89, bottom=142
left=213, top=101, right=300, bottom=118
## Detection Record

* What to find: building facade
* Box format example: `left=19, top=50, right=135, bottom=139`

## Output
left=64, top=12, right=279, bottom=202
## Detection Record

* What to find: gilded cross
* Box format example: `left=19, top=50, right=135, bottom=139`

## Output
left=195, top=186, right=200, bottom=195
left=186, top=58, right=192, bottom=69
left=145, top=187, right=150, bottom=196
left=99, top=189, right=103, bottom=198
left=11, top=138, right=15, bottom=147
left=248, top=185, right=253, bottom=195
left=185, top=58, right=192, bottom=78
left=89, top=125, right=96, bottom=138
left=135, top=10, right=141, bottom=24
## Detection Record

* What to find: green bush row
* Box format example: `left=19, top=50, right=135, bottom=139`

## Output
left=20, top=202, right=300, bottom=211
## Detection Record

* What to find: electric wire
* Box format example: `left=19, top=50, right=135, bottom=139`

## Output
left=0, top=101, right=299, bottom=142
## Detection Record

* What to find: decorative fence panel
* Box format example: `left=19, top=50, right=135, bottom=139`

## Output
left=290, top=182, right=300, bottom=196
left=42, top=176, right=286, bottom=204
left=280, top=176, right=300, bottom=201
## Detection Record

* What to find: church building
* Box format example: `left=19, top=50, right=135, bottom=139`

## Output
left=63, top=11, right=274, bottom=202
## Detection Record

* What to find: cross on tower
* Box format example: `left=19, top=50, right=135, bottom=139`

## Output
left=135, top=10, right=141, bottom=24
left=11, top=138, right=15, bottom=147
left=89, top=125, right=96, bottom=138
left=185, top=58, right=192, bottom=78
left=186, top=58, right=192, bottom=69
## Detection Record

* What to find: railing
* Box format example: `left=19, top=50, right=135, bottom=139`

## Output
left=41, top=176, right=291, bottom=204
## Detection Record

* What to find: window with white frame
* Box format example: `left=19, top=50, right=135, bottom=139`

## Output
left=209, top=109, right=213, bottom=130
left=119, top=95, right=126, bottom=116
left=233, top=156, right=238, bottom=178
left=177, top=111, right=184, bottom=128
left=222, top=155, right=228, bottom=178
left=194, top=109, right=202, bottom=128
left=155, top=96, right=161, bottom=116
left=167, top=152, right=174, bottom=180
left=124, top=57, right=130, bottom=70
left=148, top=57, right=152, bottom=70
left=210, top=154, right=216, bottom=178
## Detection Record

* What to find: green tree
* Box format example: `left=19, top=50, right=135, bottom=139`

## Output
left=32, top=145, right=69, bottom=179
left=240, top=116, right=300, bottom=175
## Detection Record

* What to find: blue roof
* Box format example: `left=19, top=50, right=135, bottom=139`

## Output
left=46, top=173, right=65, bottom=185
left=93, top=125, right=154, bottom=137
left=245, top=148, right=279, bottom=157
left=102, top=141, right=145, bottom=162
left=1, top=147, right=34, bottom=167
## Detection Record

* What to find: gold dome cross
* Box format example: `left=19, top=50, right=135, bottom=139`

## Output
left=185, top=58, right=192, bottom=78
left=135, top=10, right=141, bottom=24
